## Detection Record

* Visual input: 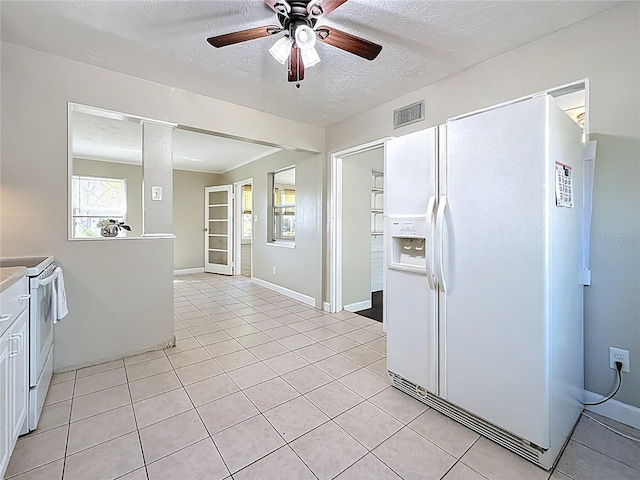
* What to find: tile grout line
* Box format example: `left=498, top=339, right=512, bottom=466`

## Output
left=168, top=276, right=387, bottom=477
left=558, top=439, right=640, bottom=474
left=220, top=361, right=323, bottom=479
left=7, top=372, right=78, bottom=479
left=568, top=433, right=640, bottom=472
left=159, top=346, right=234, bottom=480
left=174, top=278, right=378, bottom=478
left=431, top=436, right=486, bottom=480
left=50, top=360, right=150, bottom=477
left=213, top=342, right=381, bottom=476
left=60, top=369, right=77, bottom=479
left=45, top=333, right=381, bottom=473
left=122, top=359, right=151, bottom=480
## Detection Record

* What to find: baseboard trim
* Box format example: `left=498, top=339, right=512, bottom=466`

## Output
left=251, top=277, right=316, bottom=307
left=344, top=300, right=372, bottom=312
left=173, top=267, right=205, bottom=275
left=323, top=302, right=331, bottom=313
left=583, top=390, right=640, bottom=429
left=54, top=337, right=174, bottom=373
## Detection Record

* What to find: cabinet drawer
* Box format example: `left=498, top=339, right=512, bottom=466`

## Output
left=0, top=277, right=29, bottom=337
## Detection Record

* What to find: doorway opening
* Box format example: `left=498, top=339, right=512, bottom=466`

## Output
left=328, top=138, right=390, bottom=321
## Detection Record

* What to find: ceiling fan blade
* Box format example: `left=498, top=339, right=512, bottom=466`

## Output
left=288, top=46, right=305, bottom=82
left=316, top=26, right=382, bottom=60
left=207, top=25, right=282, bottom=48
left=307, top=0, right=348, bottom=17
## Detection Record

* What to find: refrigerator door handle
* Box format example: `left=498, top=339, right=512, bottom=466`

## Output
left=435, top=195, right=448, bottom=293
left=425, top=195, right=437, bottom=290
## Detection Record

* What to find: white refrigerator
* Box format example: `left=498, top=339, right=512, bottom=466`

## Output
left=385, top=95, right=585, bottom=470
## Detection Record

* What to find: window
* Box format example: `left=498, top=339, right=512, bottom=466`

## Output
left=270, top=167, right=296, bottom=243
left=71, top=175, right=127, bottom=238
left=241, top=184, right=252, bottom=240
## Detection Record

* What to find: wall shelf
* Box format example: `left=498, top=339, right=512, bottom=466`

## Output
left=371, top=169, right=384, bottom=235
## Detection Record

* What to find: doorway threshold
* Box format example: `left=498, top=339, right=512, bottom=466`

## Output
left=354, top=290, right=383, bottom=323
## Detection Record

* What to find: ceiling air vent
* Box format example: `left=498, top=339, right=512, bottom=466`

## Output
left=393, top=100, right=425, bottom=129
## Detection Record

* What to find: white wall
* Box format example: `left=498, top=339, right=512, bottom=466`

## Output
left=342, top=147, right=384, bottom=308
left=173, top=169, right=220, bottom=271
left=325, top=3, right=640, bottom=407
left=220, top=150, right=323, bottom=307
left=0, top=42, right=324, bottom=371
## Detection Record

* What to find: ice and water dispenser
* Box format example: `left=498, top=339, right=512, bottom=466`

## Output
left=388, top=217, right=429, bottom=275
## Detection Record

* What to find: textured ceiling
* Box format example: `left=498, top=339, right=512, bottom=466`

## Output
left=72, top=111, right=280, bottom=173
left=1, top=1, right=619, bottom=127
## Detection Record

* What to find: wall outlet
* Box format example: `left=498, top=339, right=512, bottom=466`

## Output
left=273, top=267, right=277, bottom=275
left=609, top=347, right=630, bottom=373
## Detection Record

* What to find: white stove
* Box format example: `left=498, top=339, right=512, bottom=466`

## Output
left=0, top=256, right=57, bottom=433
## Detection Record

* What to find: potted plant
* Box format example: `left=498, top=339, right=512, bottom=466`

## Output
left=97, top=219, right=132, bottom=237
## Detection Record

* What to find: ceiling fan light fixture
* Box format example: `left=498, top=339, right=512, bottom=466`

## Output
left=294, top=25, right=317, bottom=50
left=308, top=1, right=323, bottom=17
left=301, top=46, right=321, bottom=68
left=269, top=36, right=293, bottom=64
left=274, top=1, right=291, bottom=16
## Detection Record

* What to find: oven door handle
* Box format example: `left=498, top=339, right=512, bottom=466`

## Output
left=38, top=269, right=59, bottom=287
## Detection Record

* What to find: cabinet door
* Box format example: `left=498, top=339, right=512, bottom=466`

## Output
left=0, top=331, right=11, bottom=478
left=9, top=310, right=28, bottom=443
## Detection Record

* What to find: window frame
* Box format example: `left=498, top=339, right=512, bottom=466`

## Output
left=268, top=167, right=296, bottom=246
left=71, top=174, right=128, bottom=239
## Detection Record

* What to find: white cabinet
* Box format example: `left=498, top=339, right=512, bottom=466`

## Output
left=9, top=311, right=28, bottom=443
left=0, top=276, right=29, bottom=479
left=0, top=334, right=10, bottom=478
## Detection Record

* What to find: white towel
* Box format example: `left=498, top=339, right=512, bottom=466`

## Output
left=48, top=266, right=68, bottom=323
left=53, top=266, right=68, bottom=320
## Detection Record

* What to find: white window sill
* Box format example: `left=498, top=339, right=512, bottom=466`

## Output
left=68, top=234, right=176, bottom=241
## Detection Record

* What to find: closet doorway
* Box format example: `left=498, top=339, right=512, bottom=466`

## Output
left=330, top=139, right=388, bottom=323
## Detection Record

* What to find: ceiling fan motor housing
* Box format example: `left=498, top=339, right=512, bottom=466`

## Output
left=277, top=1, right=317, bottom=39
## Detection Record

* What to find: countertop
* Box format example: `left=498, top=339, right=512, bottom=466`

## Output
left=0, top=266, right=27, bottom=293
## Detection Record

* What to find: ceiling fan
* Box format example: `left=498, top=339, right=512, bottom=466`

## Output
left=207, top=0, right=382, bottom=86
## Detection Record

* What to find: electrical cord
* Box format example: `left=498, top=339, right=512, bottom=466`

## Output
left=583, top=361, right=622, bottom=406
left=581, top=412, right=640, bottom=443
left=579, top=361, right=640, bottom=443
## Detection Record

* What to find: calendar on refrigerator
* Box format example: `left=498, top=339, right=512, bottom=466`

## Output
left=555, top=161, right=573, bottom=208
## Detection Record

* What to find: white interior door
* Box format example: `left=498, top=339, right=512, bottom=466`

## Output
left=205, top=185, right=234, bottom=275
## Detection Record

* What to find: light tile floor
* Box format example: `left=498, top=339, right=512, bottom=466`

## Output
left=6, top=273, right=639, bottom=480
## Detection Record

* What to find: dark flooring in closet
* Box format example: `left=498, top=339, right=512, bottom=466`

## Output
left=354, top=290, right=383, bottom=323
